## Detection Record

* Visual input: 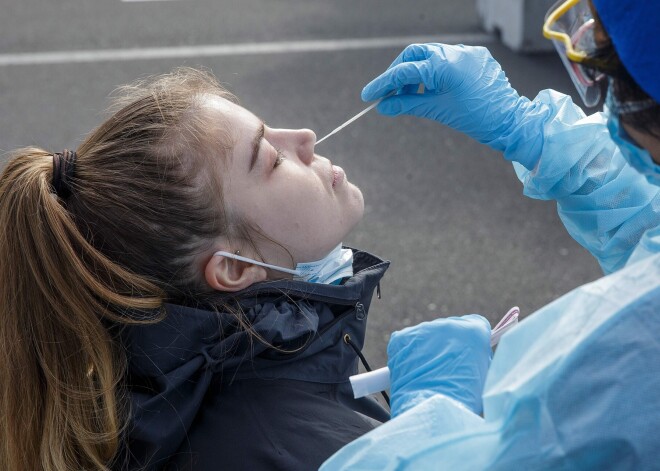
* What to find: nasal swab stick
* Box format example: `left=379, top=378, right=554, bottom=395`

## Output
left=315, top=99, right=384, bottom=145
left=316, top=90, right=400, bottom=145
left=349, top=307, right=520, bottom=399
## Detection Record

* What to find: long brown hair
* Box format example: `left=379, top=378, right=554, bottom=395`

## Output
left=0, top=68, right=241, bottom=470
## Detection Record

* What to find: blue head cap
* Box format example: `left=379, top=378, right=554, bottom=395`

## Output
left=591, top=0, right=660, bottom=103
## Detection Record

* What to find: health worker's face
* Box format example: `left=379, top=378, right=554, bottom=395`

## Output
left=203, top=96, right=364, bottom=267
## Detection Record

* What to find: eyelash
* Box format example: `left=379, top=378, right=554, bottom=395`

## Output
left=273, top=149, right=286, bottom=169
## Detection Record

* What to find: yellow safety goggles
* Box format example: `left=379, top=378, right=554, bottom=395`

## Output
left=543, top=0, right=606, bottom=107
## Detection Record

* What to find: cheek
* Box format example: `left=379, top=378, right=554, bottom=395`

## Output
left=252, top=195, right=341, bottom=259
left=260, top=189, right=331, bottom=237
left=226, top=169, right=354, bottom=259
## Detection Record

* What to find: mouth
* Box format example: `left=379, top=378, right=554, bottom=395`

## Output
left=321, top=156, right=345, bottom=190
left=331, top=164, right=345, bottom=189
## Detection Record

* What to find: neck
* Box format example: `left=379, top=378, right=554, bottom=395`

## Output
left=622, top=122, right=660, bottom=164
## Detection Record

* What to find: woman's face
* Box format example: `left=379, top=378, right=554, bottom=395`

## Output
left=203, top=95, right=364, bottom=267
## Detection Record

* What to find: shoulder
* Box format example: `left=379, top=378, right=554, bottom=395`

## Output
left=166, top=379, right=381, bottom=471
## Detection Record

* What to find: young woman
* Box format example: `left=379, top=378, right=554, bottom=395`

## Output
left=0, top=68, right=390, bottom=470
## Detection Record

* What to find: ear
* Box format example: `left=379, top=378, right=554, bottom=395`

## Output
left=204, top=252, right=268, bottom=292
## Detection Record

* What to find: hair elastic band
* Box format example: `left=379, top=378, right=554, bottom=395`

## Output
left=52, top=149, right=77, bottom=198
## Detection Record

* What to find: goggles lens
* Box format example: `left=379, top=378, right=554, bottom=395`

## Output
left=543, top=0, right=606, bottom=107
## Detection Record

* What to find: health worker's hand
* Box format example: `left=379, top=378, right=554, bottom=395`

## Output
left=387, top=314, right=492, bottom=417
left=362, top=43, right=550, bottom=169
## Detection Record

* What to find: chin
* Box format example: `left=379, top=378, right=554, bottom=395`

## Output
left=346, top=186, right=365, bottom=227
left=346, top=178, right=363, bottom=203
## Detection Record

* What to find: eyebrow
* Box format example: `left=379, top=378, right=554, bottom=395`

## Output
left=249, top=121, right=265, bottom=173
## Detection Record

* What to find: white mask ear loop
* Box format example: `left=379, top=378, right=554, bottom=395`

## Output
left=214, top=250, right=300, bottom=276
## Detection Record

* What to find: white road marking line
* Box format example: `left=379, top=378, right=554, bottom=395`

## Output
left=0, top=34, right=493, bottom=67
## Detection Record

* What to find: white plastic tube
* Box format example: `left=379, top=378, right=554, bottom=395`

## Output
left=349, top=307, right=519, bottom=399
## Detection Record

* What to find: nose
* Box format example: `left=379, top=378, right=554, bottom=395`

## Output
left=268, top=127, right=317, bottom=164
left=294, top=128, right=316, bottom=165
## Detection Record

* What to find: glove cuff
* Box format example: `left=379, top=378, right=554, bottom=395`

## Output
left=391, top=390, right=442, bottom=418
left=484, top=96, right=553, bottom=170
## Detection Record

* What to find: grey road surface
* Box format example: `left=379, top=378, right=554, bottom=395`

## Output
left=1, top=0, right=602, bottom=367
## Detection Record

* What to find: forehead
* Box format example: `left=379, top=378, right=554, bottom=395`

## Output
left=202, top=94, right=260, bottom=153
left=200, top=94, right=261, bottom=175
left=202, top=95, right=258, bottom=131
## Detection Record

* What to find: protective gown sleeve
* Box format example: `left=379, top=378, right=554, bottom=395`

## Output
left=320, top=244, right=660, bottom=471
left=509, top=90, right=660, bottom=274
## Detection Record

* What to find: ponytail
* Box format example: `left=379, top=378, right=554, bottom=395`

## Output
left=2, top=68, right=243, bottom=470
left=0, top=148, right=164, bottom=470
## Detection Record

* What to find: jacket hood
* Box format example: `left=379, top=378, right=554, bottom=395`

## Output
left=122, top=249, right=389, bottom=380
left=116, top=249, right=389, bottom=470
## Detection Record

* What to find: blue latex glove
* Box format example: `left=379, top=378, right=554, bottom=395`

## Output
left=387, top=314, right=492, bottom=417
left=361, top=43, right=552, bottom=169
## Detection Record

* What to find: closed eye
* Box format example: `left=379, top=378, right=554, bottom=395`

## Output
left=273, top=149, right=286, bottom=169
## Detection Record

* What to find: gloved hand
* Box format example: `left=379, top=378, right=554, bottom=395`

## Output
left=387, top=314, right=492, bottom=417
left=362, top=43, right=551, bottom=169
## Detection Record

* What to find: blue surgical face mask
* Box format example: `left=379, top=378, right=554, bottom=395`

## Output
left=214, top=243, right=354, bottom=285
left=605, top=85, right=660, bottom=186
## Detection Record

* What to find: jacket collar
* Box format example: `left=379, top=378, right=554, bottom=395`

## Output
left=121, top=249, right=389, bottom=379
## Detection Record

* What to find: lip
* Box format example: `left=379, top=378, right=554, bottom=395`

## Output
left=331, top=164, right=345, bottom=188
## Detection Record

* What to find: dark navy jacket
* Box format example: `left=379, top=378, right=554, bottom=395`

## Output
left=115, top=249, right=390, bottom=470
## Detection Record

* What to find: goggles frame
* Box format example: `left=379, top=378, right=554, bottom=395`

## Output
left=543, top=0, right=612, bottom=106
left=544, top=0, right=618, bottom=72
left=543, top=0, right=589, bottom=63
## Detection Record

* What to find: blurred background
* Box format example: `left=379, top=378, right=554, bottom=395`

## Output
left=0, top=0, right=602, bottom=365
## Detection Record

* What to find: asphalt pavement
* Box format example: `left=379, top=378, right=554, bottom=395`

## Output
left=1, top=0, right=602, bottom=365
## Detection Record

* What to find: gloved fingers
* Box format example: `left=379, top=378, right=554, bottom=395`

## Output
left=387, top=314, right=492, bottom=416
left=362, top=43, right=449, bottom=102
left=362, top=61, right=437, bottom=102
left=361, top=66, right=406, bottom=102
left=361, top=74, right=395, bottom=102
left=388, top=314, right=492, bottom=357
left=401, top=83, right=422, bottom=95
left=461, top=314, right=492, bottom=337
left=445, top=315, right=492, bottom=354
left=386, top=43, right=437, bottom=69
left=460, top=315, right=493, bottom=364
left=376, top=93, right=443, bottom=117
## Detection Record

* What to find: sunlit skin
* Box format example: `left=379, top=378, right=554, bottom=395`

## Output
left=622, top=123, right=660, bottom=163
left=201, top=96, right=365, bottom=290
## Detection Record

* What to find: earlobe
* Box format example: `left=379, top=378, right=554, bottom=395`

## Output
left=204, top=253, right=268, bottom=292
